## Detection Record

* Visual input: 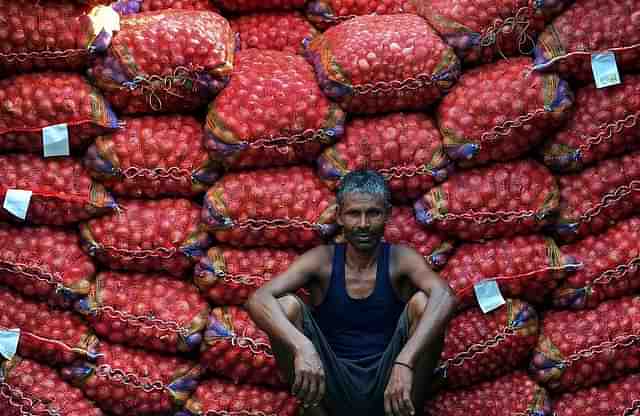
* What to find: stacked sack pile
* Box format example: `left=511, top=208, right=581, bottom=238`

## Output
left=1, top=0, right=640, bottom=415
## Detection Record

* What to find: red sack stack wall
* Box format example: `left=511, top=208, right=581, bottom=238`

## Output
left=553, top=373, right=640, bottom=416
left=306, top=0, right=417, bottom=29
left=212, top=0, right=306, bottom=13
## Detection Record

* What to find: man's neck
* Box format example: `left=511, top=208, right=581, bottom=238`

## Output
left=345, top=242, right=381, bottom=272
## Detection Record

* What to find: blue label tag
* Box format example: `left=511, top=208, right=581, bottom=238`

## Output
left=591, top=52, right=622, bottom=89
left=473, top=280, right=506, bottom=314
left=0, top=329, right=20, bottom=360
left=42, top=123, right=70, bottom=158
left=3, top=189, right=32, bottom=220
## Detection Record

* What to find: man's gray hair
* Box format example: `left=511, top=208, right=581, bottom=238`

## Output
left=336, top=170, right=392, bottom=209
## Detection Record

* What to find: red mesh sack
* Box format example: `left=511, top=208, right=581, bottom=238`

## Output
left=552, top=217, right=640, bottom=310
left=201, top=306, right=284, bottom=387
left=230, top=12, right=318, bottom=55
left=76, top=271, right=209, bottom=353
left=438, top=57, right=573, bottom=167
left=179, top=378, right=299, bottom=416
left=0, top=287, right=98, bottom=366
left=530, top=296, right=640, bottom=392
left=543, top=76, right=640, bottom=173
left=212, top=0, right=305, bottom=13
left=61, top=342, right=203, bottom=415
left=435, top=299, right=539, bottom=389
left=0, top=223, right=95, bottom=307
left=84, top=115, right=219, bottom=198
left=304, top=14, right=460, bottom=114
left=533, top=0, right=640, bottom=82
left=80, top=198, right=211, bottom=276
left=424, top=371, right=552, bottom=416
left=0, top=154, right=117, bottom=226
left=554, top=151, right=640, bottom=242
left=202, top=167, right=338, bottom=248
left=110, top=0, right=220, bottom=14
left=441, top=235, right=579, bottom=309
left=553, top=373, right=640, bottom=416
left=204, top=49, right=345, bottom=170
left=306, top=0, right=417, bottom=29
left=0, top=356, right=103, bottom=416
left=88, top=10, right=235, bottom=114
left=0, top=72, right=120, bottom=154
left=317, top=112, right=451, bottom=203
left=414, top=160, right=559, bottom=241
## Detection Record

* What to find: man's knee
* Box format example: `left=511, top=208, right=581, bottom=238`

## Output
left=278, top=294, right=303, bottom=329
left=407, top=291, right=429, bottom=334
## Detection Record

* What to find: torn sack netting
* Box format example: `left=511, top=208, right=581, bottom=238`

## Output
left=441, top=235, right=579, bottom=309
left=317, top=112, right=451, bottom=203
left=542, top=75, right=640, bottom=173
left=88, top=10, right=235, bottom=114
left=534, top=0, right=640, bottom=82
left=0, top=287, right=98, bottom=366
left=212, top=0, right=306, bottom=13
left=178, top=378, right=300, bottom=416
left=0, top=154, right=117, bottom=225
left=0, top=223, right=95, bottom=307
left=109, top=0, right=220, bottom=14
left=84, top=115, right=219, bottom=198
left=62, top=342, right=203, bottom=415
left=0, top=72, right=120, bottom=154
left=553, top=373, right=640, bottom=416
left=530, top=296, right=640, bottom=392
left=552, top=217, right=640, bottom=310
left=75, top=271, right=209, bottom=353
left=435, top=299, right=538, bottom=389
left=304, top=14, right=460, bottom=114
left=306, top=0, right=416, bottom=29
left=201, top=306, right=285, bottom=388
left=438, top=57, right=573, bottom=167
left=424, top=371, right=552, bottom=416
left=202, top=167, right=338, bottom=248
left=414, top=160, right=559, bottom=241
left=80, top=198, right=211, bottom=276
left=204, top=49, right=345, bottom=170
left=0, top=356, right=103, bottom=416
left=230, top=11, right=318, bottom=55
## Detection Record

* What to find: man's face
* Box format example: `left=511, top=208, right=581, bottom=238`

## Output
left=337, top=192, right=389, bottom=252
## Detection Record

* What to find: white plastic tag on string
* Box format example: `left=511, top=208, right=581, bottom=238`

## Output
left=474, top=280, right=506, bottom=314
left=3, top=189, right=32, bottom=220
left=42, top=123, right=70, bottom=157
left=0, top=328, right=20, bottom=360
left=591, top=52, right=622, bottom=89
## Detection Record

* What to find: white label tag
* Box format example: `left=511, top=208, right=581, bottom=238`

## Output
left=591, top=52, right=622, bottom=89
left=0, top=329, right=20, bottom=360
left=474, top=280, right=506, bottom=314
left=3, top=189, right=32, bottom=220
left=42, top=123, right=70, bottom=157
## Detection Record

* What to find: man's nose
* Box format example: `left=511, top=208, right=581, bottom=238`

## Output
left=359, top=213, right=369, bottom=227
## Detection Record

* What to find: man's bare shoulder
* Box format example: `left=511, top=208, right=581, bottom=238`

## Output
left=298, top=245, right=334, bottom=272
left=388, top=243, right=432, bottom=274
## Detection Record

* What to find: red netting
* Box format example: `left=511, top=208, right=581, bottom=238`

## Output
left=304, top=14, right=460, bottom=114
left=439, top=57, right=573, bottom=167
left=138, top=0, right=220, bottom=12
left=76, top=271, right=209, bottom=353
left=84, top=115, right=218, bottom=198
left=553, top=373, right=640, bottom=416
left=317, top=112, right=450, bottom=203
left=202, top=167, right=338, bottom=249
left=414, top=160, right=559, bottom=241
left=201, top=306, right=284, bottom=388
left=534, top=0, right=640, bottom=82
left=306, top=0, right=416, bottom=29
left=0, top=72, right=120, bottom=153
left=1, top=356, right=103, bottom=416
left=0, top=223, right=95, bottom=306
left=212, top=0, right=305, bottom=13
left=205, top=49, right=345, bottom=170
left=80, top=198, right=211, bottom=276
left=531, top=296, right=640, bottom=392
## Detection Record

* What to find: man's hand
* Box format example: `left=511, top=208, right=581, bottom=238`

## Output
left=292, top=342, right=326, bottom=408
left=384, top=364, right=415, bottom=416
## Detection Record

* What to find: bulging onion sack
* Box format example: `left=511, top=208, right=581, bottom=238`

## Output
left=542, top=75, right=640, bottom=173
left=435, top=299, right=538, bottom=388
left=0, top=72, right=120, bottom=154
left=553, top=373, right=640, bottom=416
left=76, top=271, right=209, bottom=353
left=80, top=198, right=211, bottom=276
left=0, top=287, right=98, bottom=366
left=306, top=0, right=416, bottom=29
left=84, top=115, right=219, bottom=198
left=317, top=112, right=451, bottom=203
left=110, top=0, right=220, bottom=14
left=414, top=160, right=559, bottom=241
left=304, top=14, right=461, bottom=114
left=204, top=49, right=345, bottom=170
left=201, top=306, right=284, bottom=387
left=0, top=223, right=95, bottom=306
left=441, top=235, right=579, bottom=308
left=553, top=217, right=640, bottom=310
left=438, top=57, right=573, bottom=167
left=88, top=10, right=235, bottom=114
left=202, top=167, right=338, bottom=248
left=534, top=0, right=640, bottom=81
left=62, top=342, right=203, bottom=415
left=1, top=356, right=103, bottom=416
left=212, top=0, right=305, bottom=13
left=531, top=296, right=640, bottom=392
